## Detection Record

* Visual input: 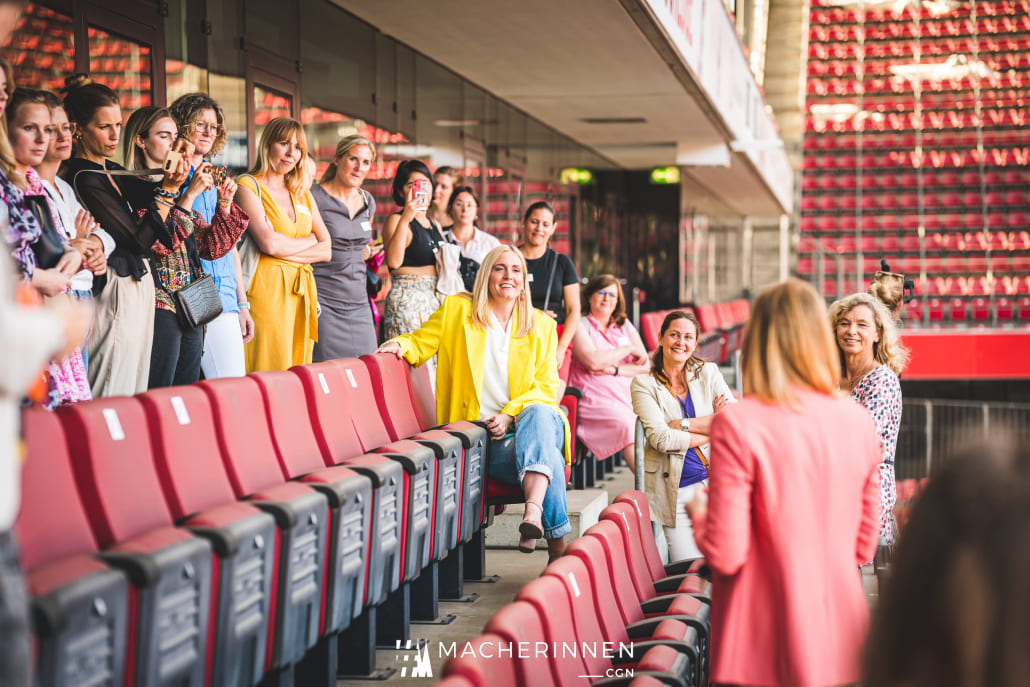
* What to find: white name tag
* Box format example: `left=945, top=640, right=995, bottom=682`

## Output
left=360, top=221, right=372, bottom=232
left=103, top=408, right=125, bottom=441
left=296, top=204, right=312, bottom=216
left=527, top=273, right=534, bottom=283
left=171, top=396, right=191, bottom=425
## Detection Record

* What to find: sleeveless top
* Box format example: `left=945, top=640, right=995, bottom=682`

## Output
left=399, top=217, right=444, bottom=268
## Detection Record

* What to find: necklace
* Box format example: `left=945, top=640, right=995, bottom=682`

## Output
left=846, top=362, right=878, bottom=390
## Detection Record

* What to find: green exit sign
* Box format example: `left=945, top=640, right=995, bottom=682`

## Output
left=559, top=168, right=594, bottom=185
left=650, top=167, right=681, bottom=184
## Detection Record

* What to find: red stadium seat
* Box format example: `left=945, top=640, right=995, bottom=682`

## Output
left=17, top=409, right=130, bottom=687
left=442, top=633, right=519, bottom=687
left=57, top=400, right=213, bottom=686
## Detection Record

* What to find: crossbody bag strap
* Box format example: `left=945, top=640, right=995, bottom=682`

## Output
left=542, top=250, right=559, bottom=313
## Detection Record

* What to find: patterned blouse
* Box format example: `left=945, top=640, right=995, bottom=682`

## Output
left=850, top=364, right=902, bottom=465
left=149, top=202, right=248, bottom=313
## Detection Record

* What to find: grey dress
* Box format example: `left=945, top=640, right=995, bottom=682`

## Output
left=311, top=184, right=378, bottom=361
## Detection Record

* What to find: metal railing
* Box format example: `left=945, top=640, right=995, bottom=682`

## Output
left=896, top=398, right=1030, bottom=480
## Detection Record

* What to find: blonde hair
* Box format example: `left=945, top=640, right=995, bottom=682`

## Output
left=869, top=271, right=905, bottom=314
left=740, top=279, right=840, bottom=408
left=321, top=134, right=376, bottom=183
left=122, top=106, right=174, bottom=170
left=829, top=292, right=910, bottom=376
left=0, top=57, right=22, bottom=187
left=470, top=245, right=534, bottom=338
left=250, top=116, right=308, bottom=197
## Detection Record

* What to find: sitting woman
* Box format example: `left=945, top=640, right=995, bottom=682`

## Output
left=379, top=245, right=571, bottom=560
left=568, top=275, right=649, bottom=470
left=630, top=310, right=733, bottom=560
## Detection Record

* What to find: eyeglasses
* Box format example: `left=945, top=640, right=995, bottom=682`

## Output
left=595, top=290, right=618, bottom=300
left=193, top=122, right=222, bottom=135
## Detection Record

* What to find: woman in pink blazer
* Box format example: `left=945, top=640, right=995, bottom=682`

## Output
left=686, top=279, right=882, bottom=687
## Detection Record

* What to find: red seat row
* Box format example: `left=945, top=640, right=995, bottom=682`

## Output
left=17, top=354, right=493, bottom=687
left=438, top=491, right=712, bottom=687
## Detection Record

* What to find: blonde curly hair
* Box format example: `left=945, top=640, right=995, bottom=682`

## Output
left=829, top=292, right=909, bottom=376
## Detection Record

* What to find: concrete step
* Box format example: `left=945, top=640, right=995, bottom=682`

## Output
left=485, top=487, right=610, bottom=550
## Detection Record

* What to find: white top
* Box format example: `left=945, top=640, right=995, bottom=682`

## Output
left=478, top=312, right=513, bottom=420
left=41, top=177, right=115, bottom=292
left=444, top=227, right=502, bottom=263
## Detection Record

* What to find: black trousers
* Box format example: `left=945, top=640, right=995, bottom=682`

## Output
left=148, top=308, right=205, bottom=389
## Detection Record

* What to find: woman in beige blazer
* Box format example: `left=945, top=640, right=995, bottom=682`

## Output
left=631, top=310, right=734, bottom=559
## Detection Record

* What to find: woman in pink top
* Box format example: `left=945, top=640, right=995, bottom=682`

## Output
left=568, top=275, right=649, bottom=469
left=686, top=279, right=883, bottom=687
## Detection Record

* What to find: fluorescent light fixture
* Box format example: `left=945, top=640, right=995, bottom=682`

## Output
left=729, top=139, right=785, bottom=152
left=889, top=54, right=1000, bottom=82
left=827, top=0, right=957, bottom=16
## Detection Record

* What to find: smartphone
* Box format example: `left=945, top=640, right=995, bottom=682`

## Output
left=162, top=138, right=191, bottom=173
left=412, top=178, right=430, bottom=205
left=210, top=166, right=228, bottom=186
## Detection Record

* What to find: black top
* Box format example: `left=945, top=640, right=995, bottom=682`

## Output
left=61, top=158, right=173, bottom=281
left=398, top=216, right=444, bottom=268
left=525, top=248, right=578, bottom=324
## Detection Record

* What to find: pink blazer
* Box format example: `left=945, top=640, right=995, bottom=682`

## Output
left=693, top=389, right=881, bottom=687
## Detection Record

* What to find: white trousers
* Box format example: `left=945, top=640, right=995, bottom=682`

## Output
left=200, top=310, right=246, bottom=379
left=662, top=482, right=704, bottom=561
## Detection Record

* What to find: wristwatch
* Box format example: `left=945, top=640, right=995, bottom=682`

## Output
left=679, top=418, right=691, bottom=431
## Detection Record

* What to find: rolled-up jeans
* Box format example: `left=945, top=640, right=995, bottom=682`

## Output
left=487, top=403, right=571, bottom=540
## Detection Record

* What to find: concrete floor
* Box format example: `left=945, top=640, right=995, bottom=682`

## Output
left=337, top=461, right=880, bottom=686
left=340, top=461, right=637, bottom=686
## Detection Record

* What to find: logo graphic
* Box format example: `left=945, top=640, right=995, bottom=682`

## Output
left=395, top=639, right=433, bottom=678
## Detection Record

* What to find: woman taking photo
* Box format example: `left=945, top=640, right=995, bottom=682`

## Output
left=444, top=184, right=500, bottom=290
left=685, top=279, right=883, bottom=687
left=169, top=92, right=253, bottom=379
left=3, top=87, right=90, bottom=407
left=519, top=201, right=579, bottom=368
left=123, top=105, right=247, bottom=388
left=379, top=245, right=571, bottom=561
left=630, top=310, right=733, bottom=559
left=310, top=134, right=382, bottom=360
left=234, top=116, right=330, bottom=371
left=830, top=292, right=907, bottom=546
left=60, top=76, right=188, bottom=397
left=569, top=275, right=649, bottom=471
left=381, top=159, right=445, bottom=340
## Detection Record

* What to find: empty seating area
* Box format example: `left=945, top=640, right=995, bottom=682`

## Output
left=438, top=491, right=711, bottom=686
left=16, top=354, right=513, bottom=687
left=639, top=299, right=749, bottom=366
left=799, top=0, right=1030, bottom=325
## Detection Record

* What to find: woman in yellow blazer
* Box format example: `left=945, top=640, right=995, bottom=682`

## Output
left=380, top=245, right=571, bottom=560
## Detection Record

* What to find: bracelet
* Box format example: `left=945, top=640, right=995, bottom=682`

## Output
left=613, top=365, right=619, bottom=376
left=237, top=301, right=250, bottom=309
left=154, top=196, right=175, bottom=208
left=154, top=187, right=178, bottom=199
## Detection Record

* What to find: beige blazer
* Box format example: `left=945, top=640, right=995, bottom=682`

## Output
left=630, top=363, right=735, bottom=527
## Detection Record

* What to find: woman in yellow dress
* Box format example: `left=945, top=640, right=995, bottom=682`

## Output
left=234, top=117, right=330, bottom=371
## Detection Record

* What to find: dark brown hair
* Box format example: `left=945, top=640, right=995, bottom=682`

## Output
left=650, top=310, right=704, bottom=384
left=864, top=432, right=1030, bottom=687
left=447, top=184, right=480, bottom=217
left=582, top=274, right=627, bottom=327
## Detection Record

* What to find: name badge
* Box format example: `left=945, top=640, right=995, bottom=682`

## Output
left=360, top=221, right=372, bottom=232
left=296, top=204, right=312, bottom=216
left=527, top=273, right=534, bottom=283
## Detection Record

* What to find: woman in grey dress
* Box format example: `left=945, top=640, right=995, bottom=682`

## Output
left=311, top=135, right=383, bottom=361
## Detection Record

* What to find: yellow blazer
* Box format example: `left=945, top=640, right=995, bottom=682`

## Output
left=393, top=294, right=571, bottom=465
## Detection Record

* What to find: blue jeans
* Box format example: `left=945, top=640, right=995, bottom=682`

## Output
left=487, top=404, right=571, bottom=539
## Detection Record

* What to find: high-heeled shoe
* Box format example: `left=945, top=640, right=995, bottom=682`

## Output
left=518, top=499, right=544, bottom=553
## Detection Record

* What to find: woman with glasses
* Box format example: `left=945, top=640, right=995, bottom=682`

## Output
left=169, top=92, right=253, bottom=379
left=568, top=275, right=650, bottom=471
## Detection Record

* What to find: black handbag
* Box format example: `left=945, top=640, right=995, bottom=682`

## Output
left=458, top=255, right=479, bottom=292
left=23, top=194, right=67, bottom=270
left=171, top=272, right=222, bottom=328
left=366, top=267, right=383, bottom=298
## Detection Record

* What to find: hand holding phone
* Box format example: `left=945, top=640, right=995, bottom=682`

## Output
left=410, top=178, right=431, bottom=210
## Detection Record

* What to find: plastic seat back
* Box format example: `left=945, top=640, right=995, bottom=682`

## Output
left=137, top=385, right=238, bottom=518
left=57, top=398, right=174, bottom=546
left=602, top=502, right=664, bottom=594
left=360, top=353, right=423, bottom=441
left=250, top=370, right=327, bottom=478
left=578, top=521, right=649, bottom=623
left=484, top=601, right=577, bottom=686
left=516, top=575, right=599, bottom=681
left=442, top=632, right=517, bottom=687
left=197, top=376, right=289, bottom=496
left=329, top=357, right=392, bottom=451
left=544, top=551, right=632, bottom=648
left=17, top=408, right=99, bottom=567
left=290, top=361, right=365, bottom=464
left=614, top=491, right=668, bottom=582
left=409, top=361, right=437, bottom=430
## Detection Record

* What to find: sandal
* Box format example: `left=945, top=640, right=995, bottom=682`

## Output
left=518, top=499, right=544, bottom=553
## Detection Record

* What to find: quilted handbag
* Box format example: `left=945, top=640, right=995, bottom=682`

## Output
left=171, top=272, right=222, bottom=329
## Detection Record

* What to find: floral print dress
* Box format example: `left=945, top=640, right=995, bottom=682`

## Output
left=850, top=364, right=903, bottom=544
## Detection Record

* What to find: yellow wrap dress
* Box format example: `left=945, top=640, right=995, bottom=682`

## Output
left=238, top=175, right=319, bottom=371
